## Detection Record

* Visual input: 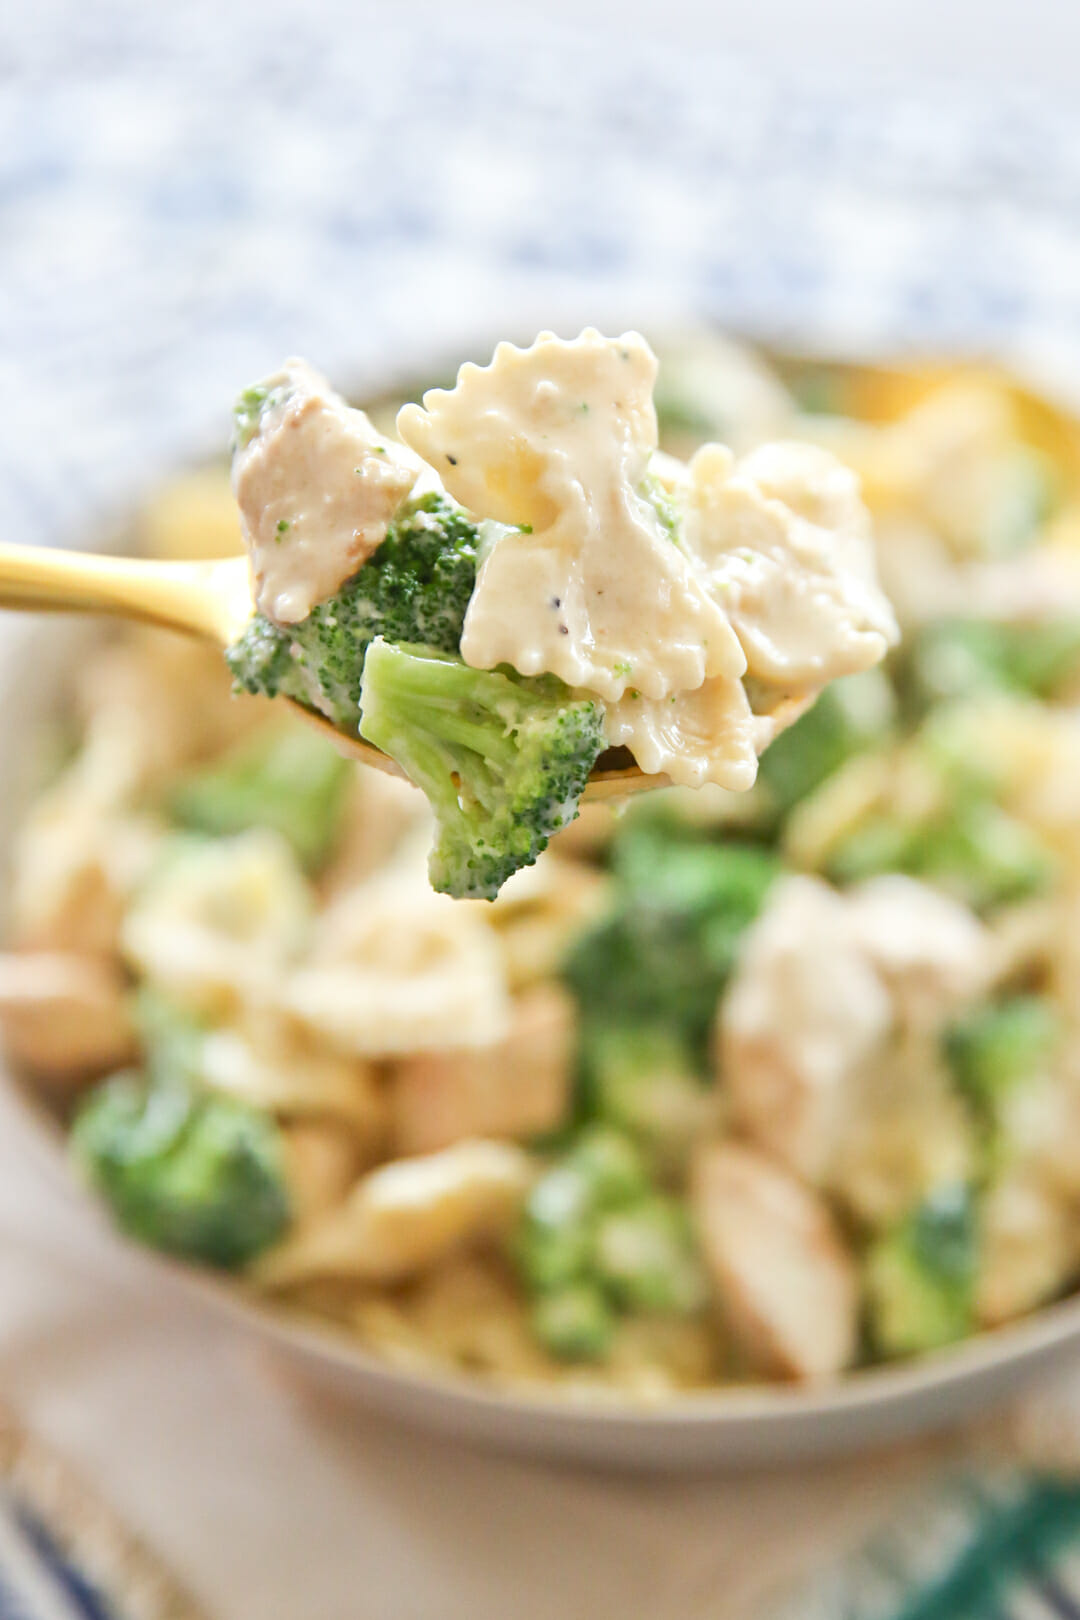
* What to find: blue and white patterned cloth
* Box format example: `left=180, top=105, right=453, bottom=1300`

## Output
left=7, top=9, right=1080, bottom=1618
left=0, top=1407, right=199, bottom=1620
left=4, top=1, right=1080, bottom=558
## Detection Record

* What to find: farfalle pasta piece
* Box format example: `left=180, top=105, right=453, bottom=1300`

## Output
left=199, top=1017, right=387, bottom=1140
left=397, top=329, right=745, bottom=703
left=252, top=1138, right=531, bottom=1285
left=603, top=672, right=760, bottom=791
left=120, top=830, right=312, bottom=1018
left=680, top=441, right=898, bottom=689
left=284, top=845, right=510, bottom=1057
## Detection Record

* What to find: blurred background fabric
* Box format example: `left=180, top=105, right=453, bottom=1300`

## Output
left=5, top=1, right=1080, bottom=553
left=6, top=3, right=1080, bottom=1618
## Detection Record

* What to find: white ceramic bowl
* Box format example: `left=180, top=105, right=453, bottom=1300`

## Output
left=7, top=372, right=1080, bottom=1472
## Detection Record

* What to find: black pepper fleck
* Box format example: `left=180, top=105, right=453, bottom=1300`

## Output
left=446, top=453, right=458, bottom=466
left=550, top=596, right=562, bottom=609
left=558, top=624, right=569, bottom=635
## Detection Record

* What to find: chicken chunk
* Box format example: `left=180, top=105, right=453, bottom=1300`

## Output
left=391, top=985, right=575, bottom=1156
left=720, top=876, right=891, bottom=1181
left=692, top=1142, right=858, bottom=1381
left=233, top=358, right=419, bottom=625
left=252, top=1139, right=532, bottom=1286
left=0, top=952, right=136, bottom=1088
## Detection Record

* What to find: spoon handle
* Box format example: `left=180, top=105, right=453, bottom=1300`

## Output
left=0, top=544, right=243, bottom=642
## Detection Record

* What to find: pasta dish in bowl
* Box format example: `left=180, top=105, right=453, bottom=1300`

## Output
left=5, top=330, right=1080, bottom=1466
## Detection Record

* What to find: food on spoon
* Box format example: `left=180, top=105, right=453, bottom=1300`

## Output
left=225, top=331, right=897, bottom=897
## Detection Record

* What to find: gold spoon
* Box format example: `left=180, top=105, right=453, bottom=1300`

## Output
left=0, top=542, right=806, bottom=801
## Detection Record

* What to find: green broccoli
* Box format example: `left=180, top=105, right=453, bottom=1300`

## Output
left=864, top=1184, right=978, bottom=1358
left=945, top=995, right=1062, bottom=1115
left=905, top=617, right=1080, bottom=711
left=168, top=721, right=350, bottom=872
left=979, top=446, right=1060, bottom=555
left=531, top=1282, right=616, bottom=1361
left=71, top=996, right=291, bottom=1270
left=577, top=1021, right=708, bottom=1170
left=232, top=382, right=288, bottom=451
left=826, top=794, right=1053, bottom=911
left=514, top=1127, right=649, bottom=1295
left=593, top=1199, right=707, bottom=1315
left=564, top=834, right=779, bottom=1068
left=226, top=493, right=481, bottom=731
left=357, top=638, right=605, bottom=900
left=513, top=1126, right=705, bottom=1361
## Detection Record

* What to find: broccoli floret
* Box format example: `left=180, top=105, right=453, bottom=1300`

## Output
left=532, top=1282, right=616, bottom=1361
left=945, top=995, right=1062, bottom=1114
left=577, top=1021, right=708, bottom=1170
left=826, top=795, right=1053, bottom=911
left=225, top=493, right=481, bottom=731
left=564, top=835, right=779, bottom=1067
left=168, top=722, right=350, bottom=872
left=72, top=1071, right=291, bottom=1269
left=513, top=1126, right=704, bottom=1361
left=593, top=1199, right=707, bottom=1315
left=357, top=639, right=605, bottom=900
left=756, top=669, right=896, bottom=820
left=864, top=1184, right=977, bottom=1358
left=905, top=617, right=1080, bottom=711
left=514, top=1127, right=649, bottom=1295
left=70, top=996, right=291, bottom=1270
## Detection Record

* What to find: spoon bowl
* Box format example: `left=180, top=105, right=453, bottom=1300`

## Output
left=0, top=541, right=807, bottom=798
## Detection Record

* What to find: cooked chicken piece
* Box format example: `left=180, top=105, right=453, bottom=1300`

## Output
left=233, top=358, right=419, bottom=625
left=976, top=1172, right=1076, bottom=1328
left=252, top=1139, right=531, bottom=1286
left=280, top=1120, right=366, bottom=1222
left=692, top=1142, right=857, bottom=1381
left=0, top=952, right=136, bottom=1088
left=847, top=874, right=993, bottom=1026
left=391, top=985, right=574, bottom=1156
left=720, top=876, right=891, bottom=1181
